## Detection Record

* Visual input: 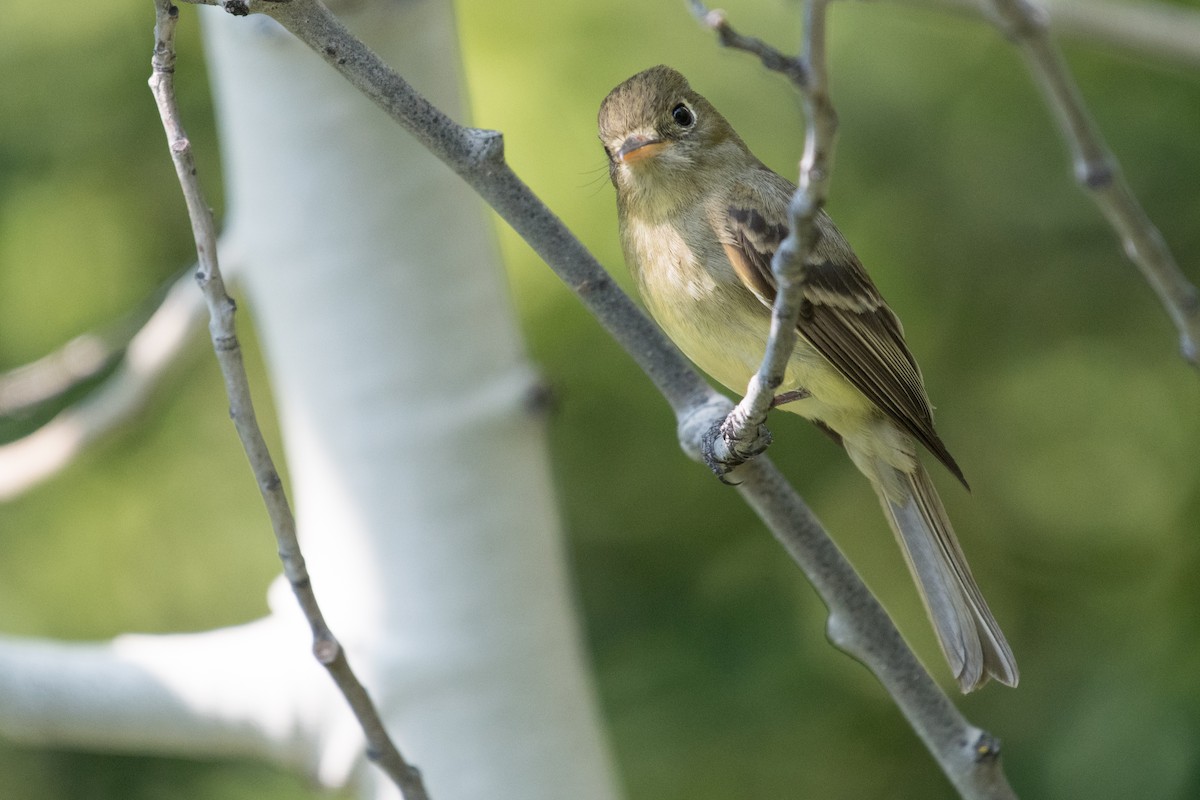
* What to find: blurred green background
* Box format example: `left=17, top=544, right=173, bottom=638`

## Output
left=2, top=0, right=1199, bottom=797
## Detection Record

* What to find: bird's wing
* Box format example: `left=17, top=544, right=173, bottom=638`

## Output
left=719, top=173, right=966, bottom=487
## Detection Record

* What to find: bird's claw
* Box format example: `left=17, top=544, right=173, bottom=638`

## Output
left=701, top=413, right=772, bottom=484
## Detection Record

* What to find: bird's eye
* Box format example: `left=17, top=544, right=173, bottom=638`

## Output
left=671, top=103, right=695, bottom=128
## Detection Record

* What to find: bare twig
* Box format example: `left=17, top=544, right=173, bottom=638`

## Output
left=688, top=2, right=807, bottom=84
left=687, top=1, right=841, bottom=472
left=148, top=4, right=429, bottom=798
left=910, top=0, right=1200, bottom=70
left=1, top=334, right=117, bottom=418
left=982, top=0, right=1200, bottom=367
left=0, top=260, right=227, bottom=501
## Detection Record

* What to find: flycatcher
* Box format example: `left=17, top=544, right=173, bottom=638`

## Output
left=598, top=65, right=1017, bottom=692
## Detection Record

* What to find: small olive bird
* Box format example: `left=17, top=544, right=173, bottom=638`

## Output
left=598, top=65, right=1017, bottom=692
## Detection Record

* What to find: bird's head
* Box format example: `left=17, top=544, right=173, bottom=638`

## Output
left=598, top=66, right=748, bottom=214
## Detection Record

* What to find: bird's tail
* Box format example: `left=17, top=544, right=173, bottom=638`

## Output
left=871, top=463, right=1019, bottom=692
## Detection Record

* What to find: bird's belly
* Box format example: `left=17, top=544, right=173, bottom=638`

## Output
left=626, top=217, right=874, bottom=429
left=644, top=280, right=873, bottom=428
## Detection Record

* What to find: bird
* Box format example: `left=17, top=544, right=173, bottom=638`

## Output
left=598, top=65, right=1017, bottom=692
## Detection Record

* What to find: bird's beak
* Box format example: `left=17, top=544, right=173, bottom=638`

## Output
left=617, top=134, right=667, bottom=165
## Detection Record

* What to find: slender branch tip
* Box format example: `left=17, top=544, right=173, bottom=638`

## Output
left=691, top=0, right=808, bottom=88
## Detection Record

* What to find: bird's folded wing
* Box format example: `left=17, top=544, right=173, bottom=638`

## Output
left=719, top=180, right=966, bottom=487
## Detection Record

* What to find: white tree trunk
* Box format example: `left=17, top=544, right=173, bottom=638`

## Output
left=0, top=2, right=621, bottom=798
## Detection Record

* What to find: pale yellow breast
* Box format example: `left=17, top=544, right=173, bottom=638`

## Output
left=624, top=217, right=758, bottom=387
left=621, top=215, right=869, bottom=423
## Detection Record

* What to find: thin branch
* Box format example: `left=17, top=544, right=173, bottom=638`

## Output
left=0, top=260, right=226, bottom=501
left=166, top=0, right=1017, bottom=797
left=981, top=0, right=1200, bottom=367
left=687, top=1, right=841, bottom=472
left=687, top=2, right=807, bottom=84
left=147, top=4, right=429, bottom=798
left=909, top=0, right=1200, bottom=70
left=1, top=334, right=117, bottom=419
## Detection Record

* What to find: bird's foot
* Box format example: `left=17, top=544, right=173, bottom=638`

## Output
left=701, top=405, right=772, bottom=484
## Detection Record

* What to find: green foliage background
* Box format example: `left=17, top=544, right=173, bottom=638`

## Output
left=2, top=0, right=1199, bottom=797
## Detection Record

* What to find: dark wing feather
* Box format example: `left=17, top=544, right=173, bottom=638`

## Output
left=723, top=193, right=967, bottom=488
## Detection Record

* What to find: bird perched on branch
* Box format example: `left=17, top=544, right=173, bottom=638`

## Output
left=598, top=65, right=1017, bottom=692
